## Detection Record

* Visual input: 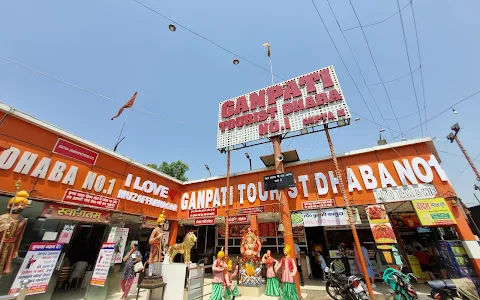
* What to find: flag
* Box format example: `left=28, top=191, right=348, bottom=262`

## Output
left=111, top=92, right=137, bottom=120
left=262, top=42, right=271, bottom=57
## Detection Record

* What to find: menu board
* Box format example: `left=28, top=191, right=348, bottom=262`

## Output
left=412, top=198, right=456, bottom=226
left=366, top=205, right=397, bottom=244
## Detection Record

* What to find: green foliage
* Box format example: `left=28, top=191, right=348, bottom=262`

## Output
left=147, top=160, right=189, bottom=181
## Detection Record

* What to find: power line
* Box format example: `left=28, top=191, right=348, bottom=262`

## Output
left=347, top=0, right=404, bottom=137
left=438, top=150, right=480, bottom=162
left=388, top=88, right=480, bottom=141
left=0, top=55, right=208, bottom=131
left=410, top=0, right=429, bottom=135
left=384, top=108, right=424, bottom=120
left=342, top=1, right=411, bottom=32
left=396, top=0, right=423, bottom=136
left=368, top=66, right=420, bottom=87
left=310, top=0, right=381, bottom=133
left=325, top=0, right=394, bottom=139
left=454, top=151, right=480, bottom=182
left=130, top=0, right=281, bottom=81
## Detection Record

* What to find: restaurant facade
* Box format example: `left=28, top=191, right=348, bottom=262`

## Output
left=0, top=102, right=479, bottom=298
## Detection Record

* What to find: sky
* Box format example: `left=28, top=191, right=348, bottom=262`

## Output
left=1, top=0, right=480, bottom=207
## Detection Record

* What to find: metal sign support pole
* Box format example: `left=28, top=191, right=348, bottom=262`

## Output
left=324, top=125, right=375, bottom=299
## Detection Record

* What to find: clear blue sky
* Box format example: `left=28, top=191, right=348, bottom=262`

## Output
left=1, top=0, right=480, bottom=207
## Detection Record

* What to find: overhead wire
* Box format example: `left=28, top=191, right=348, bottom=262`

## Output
left=0, top=55, right=208, bottom=131
left=368, top=66, right=420, bottom=87
left=325, top=0, right=394, bottom=139
left=453, top=151, right=480, bottom=182
left=387, top=88, right=480, bottom=142
left=410, top=0, right=429, bottom=135
left=310, top=0, right=381, bottom=133
left=384, top=108, right=424, bottom=120
left=396, top=0, right=423, bottom=137
left=342, top=1, right=411, bottom=32
left=347, top=0, right=405, bottom=138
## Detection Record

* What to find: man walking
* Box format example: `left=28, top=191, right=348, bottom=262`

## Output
left=293, top=242, right=305, bottom=286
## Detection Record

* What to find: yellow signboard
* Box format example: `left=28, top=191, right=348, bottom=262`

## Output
left=412, top=198, right=456, bottom=226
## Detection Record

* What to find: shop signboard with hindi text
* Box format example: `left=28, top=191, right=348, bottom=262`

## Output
left=9, top=243, right=63, bottom=295
left=301, top=199, right=335, bottom=209
left=188, top=207, right=218, bottom=218
left=228, top=215, right=248, bottom=224
left=142, top=217, right=170, bottom=230
left=194, top=218, right=215, bottom=226
left=217, top=66, right=350, bottom=150
left=412, top=198, right=456, bottom=226
left=292, top=208, right=347, bottom=227
left=90, top=243, right=115, bottom=286
left=237, top=206, right=265, bottom=215
left=63, top=188, right=120, bottom=210
left=41, top=203, right=112, bottom=223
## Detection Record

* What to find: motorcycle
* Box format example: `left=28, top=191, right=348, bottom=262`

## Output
left=428, top=278, right=479, bottom=300
left=383, top=268, right=419, bottom=300
left=325, top=261, right=371, bottom=300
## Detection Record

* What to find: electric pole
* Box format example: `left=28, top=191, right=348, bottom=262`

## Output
left=447, top=123, right=480, bottom=181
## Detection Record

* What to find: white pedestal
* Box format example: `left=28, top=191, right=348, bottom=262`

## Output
left=162, top=263, right=188, bottom=300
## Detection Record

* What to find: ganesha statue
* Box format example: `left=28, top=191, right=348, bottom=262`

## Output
left=239, top=226, right=263, bottom=287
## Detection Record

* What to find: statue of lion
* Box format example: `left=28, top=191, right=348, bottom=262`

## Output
left=168, top=231, right=197, bottom=264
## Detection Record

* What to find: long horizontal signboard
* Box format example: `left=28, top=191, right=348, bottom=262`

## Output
left=216, top=66, right=350, bottom=149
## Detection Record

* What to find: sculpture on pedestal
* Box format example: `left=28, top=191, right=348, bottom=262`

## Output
left=223, top=259, right=239, bottom=300
left=0, top=190, right=29, bottom=274
left=148, top=210, right=165, bottom=265
left=168, top=231, right=197, bottom=264
left=275, top=244, right=299, bottom=300
left=210, top=248, right=227, bottom=300
left=239, top=226, right=262, bottom=286
left=262, top=250, right=281, bottom=297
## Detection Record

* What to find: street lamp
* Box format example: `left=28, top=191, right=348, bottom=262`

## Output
left=205, top=164, right=211, bottom=177
left=168, top=24, right=176, bottom=32
left=233, top=59, right=240, bottom=65
left=245, top=153, right=252, bottom=170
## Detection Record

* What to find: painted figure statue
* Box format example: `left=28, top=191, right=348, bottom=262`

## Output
left=275, top=244, right=299, bottom=300
left=0, top=190, right=29, bottom=274
left=262, top=250, right=281, bottom=296
left=168, top=231, right=197, bottom=264
left=223, top=260, right=239, bottom=300
left=239, top=226, right=262, bottom=286
left=210, top=247, right=227, bottom=300
left=148, top=210, right=165, bottom=265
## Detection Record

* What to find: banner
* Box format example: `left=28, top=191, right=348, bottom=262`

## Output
left=412, top=198, right=456, bottom=226
left=91, top=243, right=115, bottom=286
left=107, top=227, right=129, bottom=264
left=366, top=205, right=397, bottom=244
left=294, top=208, right=347, bottom=227
left=390, top=213, right=421, bottom=228
left=9, top=243, right=63, bottom=295
left=57, top=224, right=75, bottom=244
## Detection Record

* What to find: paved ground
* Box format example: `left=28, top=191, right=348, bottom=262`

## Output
left=104, top=277, right=433, bottom=300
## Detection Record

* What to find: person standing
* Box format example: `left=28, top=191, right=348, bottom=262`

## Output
left=338, top=242, right=351, bottom=276
left=314, top=246, right=327, bottom=280
left=120, top=242, right=142, bottom=300
left=353, top=243, right=375, bottom=287
left=293, top=242, right=305, bottom=286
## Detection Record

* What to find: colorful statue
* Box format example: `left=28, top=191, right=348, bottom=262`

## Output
left=223, top=260, right=239, bottom=300
left=210, top=247, right=227, bottom=300
left=149, top=210, right=165, bottom=264
left=168, top=231, right=197, bottom=264
left=262, top=250, right=281, bottom=296
left=239, top=226, right=262, bottom=286
left=0, top=190, right=29, bottom=274
left=275, top=244, right=299, bottom=300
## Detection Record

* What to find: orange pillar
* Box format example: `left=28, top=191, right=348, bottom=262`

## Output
left=272, top=136, right=302, bottom=299
left=448, top=199, right=480, bottom=276
left=251, top=215, right=259, bottom=233
left=168, top=220, right=178, bottom=246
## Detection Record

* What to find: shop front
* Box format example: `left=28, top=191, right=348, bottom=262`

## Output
left=1, top=102, right=480, bottom=299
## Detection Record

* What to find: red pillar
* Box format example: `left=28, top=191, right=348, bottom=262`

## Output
left=250, top=215, right=259, bottom=233
left=168, top=220, right=178, bottom=246
left=448, top=199, right=480, bottom=276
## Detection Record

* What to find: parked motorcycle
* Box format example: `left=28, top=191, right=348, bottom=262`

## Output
left=428, top=278, right=480, bottom=300
left=325, top=261, right=371, bottom=300
left=383, top=268, right=419, bottom=300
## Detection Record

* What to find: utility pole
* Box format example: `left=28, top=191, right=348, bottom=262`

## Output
left=448, top=123, right=480, bottom=181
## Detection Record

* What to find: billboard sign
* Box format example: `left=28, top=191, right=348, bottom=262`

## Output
left=217, top=66, right=350, bottom=150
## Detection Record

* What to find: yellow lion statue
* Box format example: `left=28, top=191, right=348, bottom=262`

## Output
left=168, top=231, right=197, bottom=264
